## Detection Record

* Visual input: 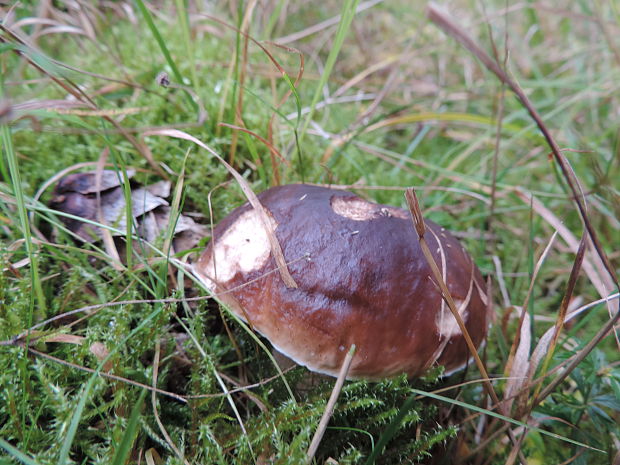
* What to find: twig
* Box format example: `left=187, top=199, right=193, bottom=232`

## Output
left=306, top=345, right=356, bottom=463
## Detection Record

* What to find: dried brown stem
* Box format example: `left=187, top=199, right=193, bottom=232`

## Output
left=504, top=231, right=558, bottom=398
left=405, top=188, right=498, bottom=405
left=306, top=345, right=356, bottom=463
left=536, top=310, right=620, bottom=402
left=427, top=0, right=619, bottom=432
left=405, top=187, right=528, bottom=454
left=531, top=235, right=587, bottom=403
left=144, top=129, right=299, bottom=288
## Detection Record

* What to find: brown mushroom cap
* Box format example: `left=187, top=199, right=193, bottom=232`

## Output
left=193, top=184, right=490, bottom=379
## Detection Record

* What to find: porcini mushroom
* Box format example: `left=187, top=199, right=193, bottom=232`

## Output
left=193, top=184, right=489, bottom=379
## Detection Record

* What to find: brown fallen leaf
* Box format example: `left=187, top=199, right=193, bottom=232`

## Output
left=89, top=341, right=113, bottom=373
left=54, top=169, right=135, bottom=195
left=44, top=334, right=85, bottom=345
left=49, top=170, right=208, bottom=256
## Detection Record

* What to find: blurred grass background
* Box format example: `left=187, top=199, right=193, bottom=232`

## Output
left=0, top=1, right=619, bottom=464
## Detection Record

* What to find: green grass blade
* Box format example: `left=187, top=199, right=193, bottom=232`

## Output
left=158, top=152, right=188, bottom=293
left=263, top=0, right=287, bottom=39
left=299, top=0, right=360, bottom=143
left=367, top=387, right=604, bottom=464
left=174, top=0, right=198, bottom=90
left=134, top=0, right=182, bottom=83
left=56, top=304, right=167, bottom=465
left=410, top=388, right=604, bottom=452
left=242, top=131, right=268, bottom=184
left=1, top=125, right=46, bottom=316
left=0, top=439, right=42, bottom=465
left=364, top=395, right=416, bottom=465
left=134, top=0, right=198, bottom=111
left=2, top=110, right=46, bottom=453
left=111, top=389, right=147, bottom=465
left=56, top=376, right=96, bottom=465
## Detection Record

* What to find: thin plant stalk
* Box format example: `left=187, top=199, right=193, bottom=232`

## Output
left=1, top=119, right=46, bottom=454
left=405, top=188, right=498, bottom=404
left=531, top=236, right=587, bottom=402
left=306, top=345, right=356, bottom=463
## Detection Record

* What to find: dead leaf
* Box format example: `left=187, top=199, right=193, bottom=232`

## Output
left=515, top=190, right=614, bottom=311
left=54, top=169, right=135, bottom=195
left=44, top=334, right=85, bottom=345
left=138, top=206, right=208, bottom=253
left=502, top=313, right=531, bottom=416
left=146, top=180, right=172, bottom=198
left=49, top=169, right=207, bottom=256
left=89, top=341, right=113, bottom=372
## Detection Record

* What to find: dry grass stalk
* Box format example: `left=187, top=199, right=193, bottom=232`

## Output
left=427, top=1, right=620, bottom=446
left=94, top=149, right=123, bottom=270
left=515, top=190, right=618, bottom=351
left=306, top=345, right=356, bottom=463
left=219, top=122, right=290, bottom=167
left=228, top=0, right=257, bottom=167
left=404, top=188, right=498, bottom=404
left=274, top=0, right=383, bottom=44
left=205, top=11, right=305, bottom=184
left=143, top=128, right=299, bottom=288
left=405, top=187, right=528, bottom=459
left=22, top=344, right=188, bottom=403
left=0, top=24, right=169, bottom=179
left=530, top=236, right=587, bottom=404
left=502, top=231, right=558, bottom=414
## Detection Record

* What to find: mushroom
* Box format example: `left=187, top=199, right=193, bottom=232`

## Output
left=193, top=184, right=490, bottom=379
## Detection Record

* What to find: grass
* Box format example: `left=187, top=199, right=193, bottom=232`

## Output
left=1, top=1, right=619, bottom=464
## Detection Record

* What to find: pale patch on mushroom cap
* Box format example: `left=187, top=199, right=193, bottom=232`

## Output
left=198, top=208, right=277, bottom=286
left=436, top=300, right=468, bottom=338
left=331, top=196, right=409, bottom=221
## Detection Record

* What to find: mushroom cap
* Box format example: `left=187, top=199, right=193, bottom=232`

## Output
left=193, top=184, right=490, bottom=379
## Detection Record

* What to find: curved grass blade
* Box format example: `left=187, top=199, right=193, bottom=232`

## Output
left=364, top=394, right=417, bottom=465
left=0, top=439, right=43, bottom=465
left=410, top=388, right=604, bottom=453
left=56, top=376, right=97, bottom=465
